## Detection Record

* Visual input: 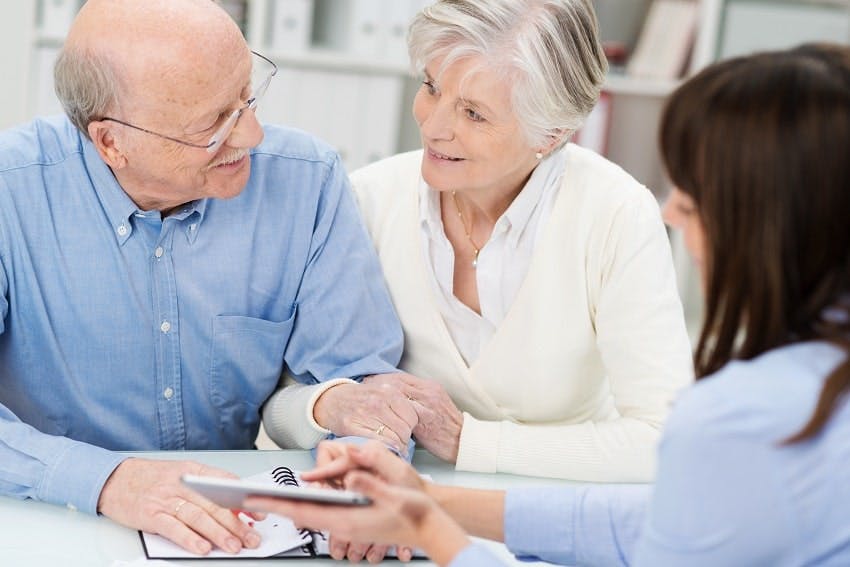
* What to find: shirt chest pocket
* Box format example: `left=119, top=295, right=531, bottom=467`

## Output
left=209, top=309, right=295, bottom=439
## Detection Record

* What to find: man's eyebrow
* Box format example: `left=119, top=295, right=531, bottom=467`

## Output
left=185, top=79, right=252, bottom=134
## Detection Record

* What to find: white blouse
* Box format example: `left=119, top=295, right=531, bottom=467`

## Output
left=418, top=151, right=567, bottom=365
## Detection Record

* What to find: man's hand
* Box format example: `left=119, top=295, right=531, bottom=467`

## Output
left=98, top=458, right=263, bottom=555
left=312, top=374, right=418, bottom=455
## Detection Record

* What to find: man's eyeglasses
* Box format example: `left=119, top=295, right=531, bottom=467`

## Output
left=101, top=51, right=277, bottom=154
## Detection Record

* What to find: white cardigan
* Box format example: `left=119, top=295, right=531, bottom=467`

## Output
left=263, top=145, right=693, bottom=482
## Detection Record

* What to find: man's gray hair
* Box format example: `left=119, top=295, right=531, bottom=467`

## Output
left=408, top=0, right=608, bottom=149
left=54, top=46, right=121, bottom=140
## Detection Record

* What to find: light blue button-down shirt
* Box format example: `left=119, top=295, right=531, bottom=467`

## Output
left=0, top=116, right=402, bottom=515
left=451, top=341, right=850, bottom=566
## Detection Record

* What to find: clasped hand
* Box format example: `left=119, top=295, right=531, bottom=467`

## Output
left=98, top=458, right=264, bottom=555
left=314, top=372, right=464, bottom=462
left=312, top=373, right=420, bottom=456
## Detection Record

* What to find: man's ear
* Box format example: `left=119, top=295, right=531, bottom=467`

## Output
left=87, top=120, right=128, bottom=169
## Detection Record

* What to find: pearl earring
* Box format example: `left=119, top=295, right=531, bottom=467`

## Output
left=535, top=151, right=543, bottom=160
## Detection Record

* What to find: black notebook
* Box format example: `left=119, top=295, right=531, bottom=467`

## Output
left=140, top=466, right=425, bottom=560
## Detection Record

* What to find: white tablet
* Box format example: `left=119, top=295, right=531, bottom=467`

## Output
left=181, top=474, right=372, bottom=509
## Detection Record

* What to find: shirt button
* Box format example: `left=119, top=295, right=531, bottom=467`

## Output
left=160, top=320, right=171, bottom=333
left=117, top=224, right=128, bottom=236
left=189, top=223, right=197, bottom=231
left=154, top=247, right=164, bottom=258
left=163, top=387, right=174, bottom=400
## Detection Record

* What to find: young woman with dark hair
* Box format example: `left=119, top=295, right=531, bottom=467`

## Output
left=244, top=44, right=850, bottom=566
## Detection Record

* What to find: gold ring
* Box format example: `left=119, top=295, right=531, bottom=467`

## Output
left=174, top=499, right=187, bottom=516
left=375, top=423, right=387, bottom=436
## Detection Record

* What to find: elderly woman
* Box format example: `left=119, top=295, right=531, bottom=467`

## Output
left=250, top=43, right=850, bottom=566
left=263, top=0, right=692, bottom=482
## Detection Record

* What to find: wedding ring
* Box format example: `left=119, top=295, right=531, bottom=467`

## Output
left=174, top=499, right=187, bottom=516
left=375, top=423, right=387, bottom=436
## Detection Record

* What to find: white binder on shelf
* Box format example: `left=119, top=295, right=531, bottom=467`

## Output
left=260, top=67, right=362, bottom=169
left=718, top=1, right=850, bottom=60
left=381, top=1, right=428, bottom=66
left=39, top=0, right=79, bottom=40
left=313, top=0, right=382, bottom=59
left=358, top=75, right=404, bottom=168
left=627, top=0, right=699, bottom=80
left=30, top=46, right=64, bottom=117
left=268, top=0, right=314, bottom=55
left=217, top=0, right=248, bottom=32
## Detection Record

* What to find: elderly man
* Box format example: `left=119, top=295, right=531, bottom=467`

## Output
left=0, top=0, right=417, bottom=555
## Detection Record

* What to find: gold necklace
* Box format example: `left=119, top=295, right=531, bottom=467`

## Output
left=451, top=190, right=481, bottom=268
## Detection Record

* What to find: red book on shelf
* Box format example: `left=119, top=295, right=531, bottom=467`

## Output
left=572, top=91, right=613, bottom=157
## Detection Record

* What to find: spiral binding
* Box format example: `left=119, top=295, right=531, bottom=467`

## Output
left=270, top=466, right=319, bottom=557
left=271, top=466, right=299, bottom=487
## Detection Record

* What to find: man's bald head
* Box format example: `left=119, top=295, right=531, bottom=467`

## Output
left=56, top=0, right=246, bottom=137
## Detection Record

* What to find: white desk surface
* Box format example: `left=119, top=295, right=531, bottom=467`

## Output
left=0, top=449, right=563, bottom=566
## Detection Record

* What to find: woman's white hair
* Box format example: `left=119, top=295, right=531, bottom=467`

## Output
left=408, top=0, right=608, bottom=149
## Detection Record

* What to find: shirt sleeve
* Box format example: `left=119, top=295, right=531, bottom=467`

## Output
left=447, top=543, right=512, bottom=567
left=262, top=378, right=416, bottom=461
left=456, top=189, right=693, bottom=482
left=282, top=153, right=403, bottom=382
left=262, top=376, right=353, bottom=449
left=261, top=154, right=403, bottom=449
left=0, top=239, right=126, bottom=514
left=503, top=484, right=649, bottom=566
left=0, top=406, right=126, bottom=515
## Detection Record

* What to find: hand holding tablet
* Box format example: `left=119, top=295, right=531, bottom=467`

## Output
left=181, top=474, right=371, bottom=510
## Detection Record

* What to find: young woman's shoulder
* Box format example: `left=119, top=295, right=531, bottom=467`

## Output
left=666, top=341, right=845, bottom=443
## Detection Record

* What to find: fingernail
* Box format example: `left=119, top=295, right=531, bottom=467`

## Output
left=349, top=551, right=363, bottom=562
left=196, top=540, right=212, bottom=555
left=246, top=532, right=261, bottom=548
left=226, top=537, right=241, bottom=553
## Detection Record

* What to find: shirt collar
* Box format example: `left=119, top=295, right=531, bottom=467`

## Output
left=82, top=135, right=209, bottom=246
left=417, top=148, right=567, bottom=247
left=419, top=177, right=445, bottom=241
left=500, top=149, right=566, bottom=247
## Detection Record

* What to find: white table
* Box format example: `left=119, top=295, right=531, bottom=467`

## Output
left=0, top=450, right=564, bottom=566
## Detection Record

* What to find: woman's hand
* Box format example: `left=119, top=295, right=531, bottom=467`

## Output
left=309, top=440, right=425, bottom=490
left=399, top=374, right=464, bottom=463
left=306, top=441, right=423, bottom=562
left=244, top=467, right=471, bottom=566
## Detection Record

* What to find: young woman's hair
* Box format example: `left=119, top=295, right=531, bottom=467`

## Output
left=660, top=44, right=850, bottom=442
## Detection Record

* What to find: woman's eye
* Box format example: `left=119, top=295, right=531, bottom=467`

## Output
left=465, top=108, right=484, bottom=122
left=422, top=80, right=437, bottom=95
